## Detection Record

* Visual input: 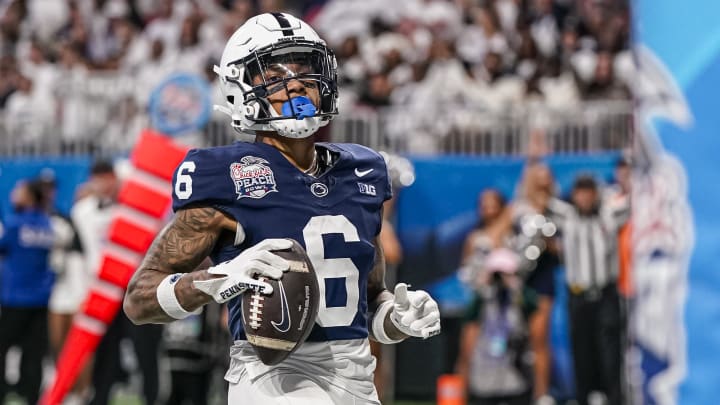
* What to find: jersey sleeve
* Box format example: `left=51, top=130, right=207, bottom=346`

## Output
left=378, top=154, right=393, bottom=203
left=171, top=148, right=237, bottom=212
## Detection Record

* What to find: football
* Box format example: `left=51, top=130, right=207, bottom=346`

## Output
left=241, top=238, right=320, bottom=365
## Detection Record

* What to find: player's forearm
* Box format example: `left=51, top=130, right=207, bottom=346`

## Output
left=124, top=206, right=231, bottom=324
left=124, top=268, right=214, bottom=324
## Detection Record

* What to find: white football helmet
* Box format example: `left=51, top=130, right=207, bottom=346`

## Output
left=214, top=13, right=338, bottom=138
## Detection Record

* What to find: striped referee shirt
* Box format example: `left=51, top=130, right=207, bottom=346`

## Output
left=547, top=196, right=630, bottom=289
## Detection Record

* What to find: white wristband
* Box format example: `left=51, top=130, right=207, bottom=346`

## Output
left=371, top=300, right=404, bottom=344
left=157, top=273, right=200, bottom=320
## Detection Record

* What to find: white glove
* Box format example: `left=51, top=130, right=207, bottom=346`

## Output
left=193, top=238, right=291, bottom=303
left=390, top=283, right=441, bottom=339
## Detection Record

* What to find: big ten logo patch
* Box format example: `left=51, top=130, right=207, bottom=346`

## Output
left=230, top=156, right=278, bottom=199
left=357, top=182, right=376, bottom=196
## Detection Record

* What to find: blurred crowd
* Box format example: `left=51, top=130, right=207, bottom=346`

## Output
left=312, top=0, right=633, bottom=112
left=0, top=0, right=633, bottom=150
left=0, top=0, right=285, bottom=146
left=455, top=151, right=632, bottom=404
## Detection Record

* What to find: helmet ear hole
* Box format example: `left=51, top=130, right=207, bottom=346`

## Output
left=227, top=96, right=234, bottom=104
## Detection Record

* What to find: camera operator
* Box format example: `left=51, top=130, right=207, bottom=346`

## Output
left=457, top=248, right=536, bottom=405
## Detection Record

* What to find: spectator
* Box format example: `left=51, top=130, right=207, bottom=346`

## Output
left=461, top=189, right=509, bottom=284
left=0, top=179, right=55, bottom=405
left=609, top=157, right=633, bottom=298
left=4, top=74, right=54, bottom=144
left=18, top=40, right=57, bottom=93
left=43, top=172, right=91, bottom=403
left=457, top=247, right=535, bottom=405
left=359, top=71, right=394, bottom=107
left=0, top=0, right=633, bottom=154
left=515, top=27, right=540, bottom=81
left=0, top=56, right=20, bottom=109
left=581, top=50, right=630, bottom=100
left=546, top=174, right=629, bottom=405
left=144, top=0, right=180, bottom=53
left=529, top=0, right=561, bottom=59
left=456, top=6, right=508, bottom=65
left=70, top=161, right=119, bottom=405
left=55, top=42, right=90, bottom=144
left=133, top=38, right=173, bottom=108
left=71, top=161, right=164, bottom=405
left=512, top=161, right=560, bottom=403
left=174, top=15, right=209, bottom=76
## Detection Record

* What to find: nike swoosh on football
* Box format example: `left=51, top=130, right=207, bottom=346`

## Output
left=271, top=280, right=291, bottom=333
left=355, top=168, right=374, bottom=177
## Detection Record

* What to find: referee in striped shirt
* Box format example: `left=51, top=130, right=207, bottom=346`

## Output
left=547, top=175, right=629, bottom=405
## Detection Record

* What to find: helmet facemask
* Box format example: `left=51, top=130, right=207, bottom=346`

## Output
left=218, top=39, right=338, bottom=138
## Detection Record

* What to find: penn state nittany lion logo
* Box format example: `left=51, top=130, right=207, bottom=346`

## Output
left=230, top=156, right=278, bottom=199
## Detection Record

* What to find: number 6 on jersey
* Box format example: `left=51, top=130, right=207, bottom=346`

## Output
left=303, top=215, right=361, bottom=328
left=175, top=161, right=196, bottom=200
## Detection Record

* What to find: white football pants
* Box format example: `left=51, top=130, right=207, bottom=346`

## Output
left=227, top=368, right=380, bottom=405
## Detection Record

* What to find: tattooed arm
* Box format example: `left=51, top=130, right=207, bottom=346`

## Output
left=123, top=206, right=236, bottom=324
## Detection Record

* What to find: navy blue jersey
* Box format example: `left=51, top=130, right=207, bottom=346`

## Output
left=0, top=209, right=55, bottom=307
left=172, top=142, right=392, bottom=342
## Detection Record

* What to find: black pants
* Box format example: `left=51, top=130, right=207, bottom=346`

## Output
left=0, top=306, right=48, bottom=404
left=568, top=285, right=623, bottom=405
left=165, top=370, right=211, bottom=405
left=90, top=311, right=163, bottom=405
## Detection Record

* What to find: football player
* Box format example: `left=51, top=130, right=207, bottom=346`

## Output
left=123, top=13, right=441, bottom=404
